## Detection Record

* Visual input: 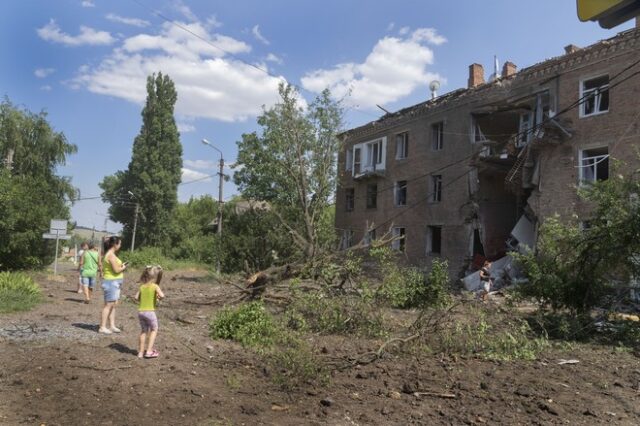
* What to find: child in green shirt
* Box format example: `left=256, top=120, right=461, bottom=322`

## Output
left=134, top=265, right=165, bottom=359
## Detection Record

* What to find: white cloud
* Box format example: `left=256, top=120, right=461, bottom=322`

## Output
left=252, top=25, right=270, bottom=45
left=184, top=159, right=216, bottom=170
left=206, top=15, right=222, bottom=30
left=398, top=26, right=410, bottom=35
left=301, top=28, right=447, bottom=109
left=177, top=121, right=196, bottom=133
left=34, top=68, right=55, bottom=78
left=71, top=21, right=284, bottom=122
left=386, top=22, right=395, bottom=32
left=81, top=0, right=95, bottom=7
left=37, top=19, right=115, bottom=46
left=174, top=0, right=198, bottom=22
left=106, top=13, right=150, bottom=28
left=40, top=85, right=53, bottom=92
left=181, top=168, right=212, bottom=183
left=265, top=53, right=283, bottom=65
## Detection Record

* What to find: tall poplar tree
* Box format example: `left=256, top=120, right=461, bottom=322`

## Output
left=100, top=73, right=182, bottom=248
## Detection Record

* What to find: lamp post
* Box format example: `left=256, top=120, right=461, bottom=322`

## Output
left=201, top=139, right=225, bottom=236
left=128, top=191, right=140, bottom=253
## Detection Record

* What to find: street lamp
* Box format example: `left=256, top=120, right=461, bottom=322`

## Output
left=201, top=139, right=225, bottom=236
left=128, top=191, right=140, bottom=253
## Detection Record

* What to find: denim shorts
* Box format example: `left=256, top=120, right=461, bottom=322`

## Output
left=81, top=276, right=96, bottom=288
left=138, top=311, right=159, bottom=332
left=102, top=279, right=123, bottom=302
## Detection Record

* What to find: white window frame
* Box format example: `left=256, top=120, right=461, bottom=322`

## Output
left=345, top=149, right=353, bottom=171
left=579, top=75, right=609, bottom=118
left=395, top=132, right=409, bottom=159
left=517, top=111, right=533, bottom=147
left=391, top=227, right=406, bottom=252
left=352, top=147, right=361, bottom=175
left=394, top=180, right=407, bottom=206
left=426, top=225, right=442, bottom=255
left=432, top=122, right=444, bottom=151
left=352, top=137, right=387, bottom=176
left=578, top=146, right=609, bottom=184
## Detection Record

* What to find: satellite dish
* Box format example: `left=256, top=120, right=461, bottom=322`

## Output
left=429, top=80, right=441, bottom=99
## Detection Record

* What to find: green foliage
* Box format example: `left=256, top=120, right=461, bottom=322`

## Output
left=430, top=307, right=548, bottom=361
left=0, top=99, right=77, bottom=270
left=167, top=195, right=218, bottom=264
left=100, top=73, right=182, bottom=249
left=234, top=84, right=343, bottom=259
left=266, top=343, right=329, bottom=390
left=284, top=292, right=386, bottom=337
left=119, top=247, right=203, bottom=271
left=370, top=247, right=430, bottom=308
left=0, top=272, right=42, bottom=313
left=426, top=258, right=452, bottom=308
left=210, top=301, right=278, bottom=348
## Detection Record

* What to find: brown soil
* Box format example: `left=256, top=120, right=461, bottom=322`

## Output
left=1, top=266, right=639, bottom=425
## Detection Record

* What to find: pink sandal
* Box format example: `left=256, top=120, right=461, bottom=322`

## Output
left=144, top=349, right=159, bottom=359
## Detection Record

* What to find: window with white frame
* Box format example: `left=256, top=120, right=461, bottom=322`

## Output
left=430, top=175, right=442, bottom=202
left=580, top=75, right=609, bottom=117
left=518, top=112, right=533, bottom=147
left=345, top=188, right=355, bottom=211
left=341, top=229, right=354, bottom=249
left=366, top=139, right=383, bottom=169
left=579, top=147, right=609, bottom=183
left=432, top=122, right=444, bottom=150
left=426, top=225, right=442, bottom=255
left=395, top=180, right=407, bottom=206
left=353, top=147, right=361, bottom=174
left=345, top=149, right=353, bottom=171
left=392, top=227, right=406, bottom=252
left=396, top=132, right=409, bottom=159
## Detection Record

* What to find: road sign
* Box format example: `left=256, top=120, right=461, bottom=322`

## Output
left=577, top=0, right=640, bottom=28
left=43, top=223, right=71, bottom=275
left=50, top=219, right=67, bottom=234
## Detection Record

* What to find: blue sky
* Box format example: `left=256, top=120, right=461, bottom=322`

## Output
left=0, top=0, right=632, bottom=232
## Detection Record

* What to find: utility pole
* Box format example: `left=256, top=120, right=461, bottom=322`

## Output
left=128, top=191, right=139, bottom=252
left=217, top=156, right=224, bottom=236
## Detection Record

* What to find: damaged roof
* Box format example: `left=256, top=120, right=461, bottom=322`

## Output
left=341, top=27, right=640, bottom=140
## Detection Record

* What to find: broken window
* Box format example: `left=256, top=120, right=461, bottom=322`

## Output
left=341, top=229, right=354, bottom=249
left=345, top=188, right=355, bottom=211
left=396, top=132, right=409, bottom=159
left=345, top=149, right=353, bottom=171
left=364, top=228, right=376, bottom=246
left=366, top=183, right=377, bottom=209
left=366, top=139, right=383, bottom=169
left=581, top=75, right=609, bottom=117
left=431, top=175, right=442, bottom=202
left=579, top=146, right=609, bottom=183
left=518, top=111, right=533, bottom=147
left=432, top=122, right=444, bottom=150
left=395, top=180, right=407, bottom=206
left=426, top=225, right=442, bottom=255
left=471, top=118, right=486, bottom=144
left=392, top=227, right=406, bottom=252
left=353, top=148, right=361, bottom=175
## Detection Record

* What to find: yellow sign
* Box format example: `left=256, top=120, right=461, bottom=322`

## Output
left=577, top=0, right=626, bottom=21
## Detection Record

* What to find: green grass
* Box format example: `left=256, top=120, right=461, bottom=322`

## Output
left=119, top=247, right=207, bottom=271
left=0, top=272, right=42, bottom=313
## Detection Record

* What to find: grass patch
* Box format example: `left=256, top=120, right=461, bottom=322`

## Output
left=120, top=247, right=207, bottom=271
left=210, top=301, right=278, bottom=348
left=0, top=272, right=42, bottom=313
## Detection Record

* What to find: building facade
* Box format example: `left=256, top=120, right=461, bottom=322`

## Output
left=335, top=26, right=640, bottom=277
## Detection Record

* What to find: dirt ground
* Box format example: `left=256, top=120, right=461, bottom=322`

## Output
left=1, top=266, right=639, bottom=426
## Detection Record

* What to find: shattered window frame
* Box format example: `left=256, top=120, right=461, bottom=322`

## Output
left=341, top=229, right=354, bottom=249
left=391, top=227, right=406, bottom=252
left=579, top=146, right=609, bottom=184
left=430, top=174, right=442, bottom=203
left=394, top=180, right=407, bottom=206
left=580, top=75, right=609, bottom=118
left=345, top=148, right=353, bottom=171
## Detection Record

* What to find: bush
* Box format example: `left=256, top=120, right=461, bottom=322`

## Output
left=284, top=291, right=386, bottom=337
left=210, top=301, right=278, bottom=348
left=0, top=272, right=42, bottom=313
left=119, top=247, right=204, bottom=271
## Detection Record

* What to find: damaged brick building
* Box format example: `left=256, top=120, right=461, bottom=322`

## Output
left=335, top=26, right=640, bottom=278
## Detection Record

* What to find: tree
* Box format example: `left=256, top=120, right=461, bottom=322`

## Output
left=100, top=73, right=182, bottom=249
left=0, top=98, right=77, bottom=270
left=233, top=84, right=343, bottom=260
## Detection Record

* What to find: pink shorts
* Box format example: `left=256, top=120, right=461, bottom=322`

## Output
left=138, top=311, right=158, bottom=332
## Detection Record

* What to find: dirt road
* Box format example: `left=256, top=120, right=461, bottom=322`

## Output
left=0, top=268, right=639, bottom=425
